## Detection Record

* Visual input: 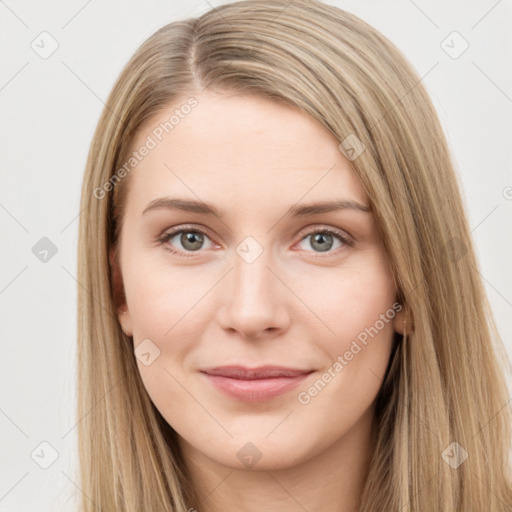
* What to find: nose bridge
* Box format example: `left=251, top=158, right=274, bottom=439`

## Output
left=232, top=237, right=278, bottom=306
left=219, top=235, right=289, bottom=337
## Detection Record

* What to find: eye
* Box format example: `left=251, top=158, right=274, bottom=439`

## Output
left=157, top=225, right=353, bottom=258
left=296, top=227, right=353, bottom=254
left=158, top=226, right=215, bottom=257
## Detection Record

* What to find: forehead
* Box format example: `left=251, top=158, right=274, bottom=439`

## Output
left=125, top=90, right=368, bottom=214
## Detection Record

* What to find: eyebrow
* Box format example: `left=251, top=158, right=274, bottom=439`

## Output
left=142, top=197, right=371, bottom=218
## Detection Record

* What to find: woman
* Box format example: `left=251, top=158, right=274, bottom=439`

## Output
left=77, top=0, right=512, bottom=510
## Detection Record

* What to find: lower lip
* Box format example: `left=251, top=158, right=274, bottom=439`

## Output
left=202, top=372, right=313, bottom=402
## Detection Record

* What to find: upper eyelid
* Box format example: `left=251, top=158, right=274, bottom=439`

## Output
left=161, top=223, right=351, bottom=237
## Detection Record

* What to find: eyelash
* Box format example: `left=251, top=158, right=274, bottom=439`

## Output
left=156, top=224, right=354, bottom=258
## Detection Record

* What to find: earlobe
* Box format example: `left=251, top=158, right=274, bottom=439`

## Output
left=117, top=306, right=133, bottom=337
left=392, top=305, right=413, bottom=335
left=109, top=247, right=133, bottom=337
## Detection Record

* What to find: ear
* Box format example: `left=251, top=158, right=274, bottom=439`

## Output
left=109, top=246, right=133, bottom=337
left=392, top=304, right=413, bottom=336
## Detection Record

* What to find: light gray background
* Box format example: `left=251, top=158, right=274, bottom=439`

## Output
left=1, top=1, right=511, bottom=510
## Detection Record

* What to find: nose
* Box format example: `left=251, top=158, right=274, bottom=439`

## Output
left=217, top=247, right=291, bottom=340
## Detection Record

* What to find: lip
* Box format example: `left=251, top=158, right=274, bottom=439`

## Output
left=200, top=366, right=314, bottom=402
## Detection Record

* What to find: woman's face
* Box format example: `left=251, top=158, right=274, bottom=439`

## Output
left=113, top=90, right=405, bottom=471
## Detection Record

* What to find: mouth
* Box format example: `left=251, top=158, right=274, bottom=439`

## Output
left=200, top=366, right=315, bottom=402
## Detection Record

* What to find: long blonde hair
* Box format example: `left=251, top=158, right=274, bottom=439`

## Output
left=76, top=1, right=512, bottom=510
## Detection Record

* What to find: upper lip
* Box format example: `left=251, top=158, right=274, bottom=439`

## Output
left=201, top=366, right=314, bottom=380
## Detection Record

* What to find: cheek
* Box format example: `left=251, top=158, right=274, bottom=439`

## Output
left=331, top=271, right=396, bottom=343
left=122, top=257, right=209, bottom=419
left=291, top=251, right=396, bottom=341
left=293, top=253, right=397, bottom=390
left=124, top=255, right=208, bottom=339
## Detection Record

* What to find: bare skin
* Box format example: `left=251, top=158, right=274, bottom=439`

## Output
left=112, top=90, right=406, bottom=512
